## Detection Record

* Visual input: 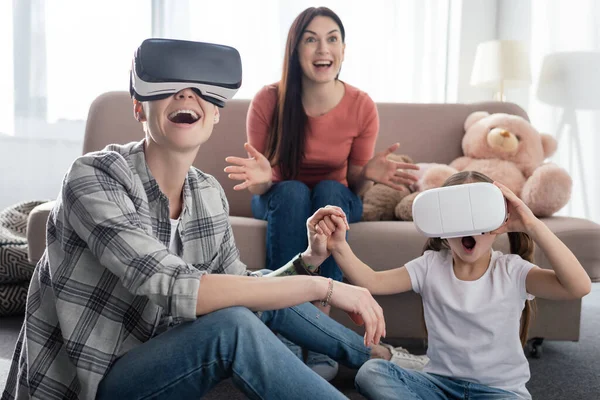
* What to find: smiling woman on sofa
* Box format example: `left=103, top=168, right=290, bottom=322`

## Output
left=224, top=6, right=424, bottom=379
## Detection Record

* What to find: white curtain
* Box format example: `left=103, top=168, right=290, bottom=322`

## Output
left=13, top=0, right=47, bottom=137
left=172, top=0, right=450, bottom=102
left=528, top=0, right=600, bottom=222
left=0, top=0, right=152, bottom=209
left=0, top=0, right=450, bottom=210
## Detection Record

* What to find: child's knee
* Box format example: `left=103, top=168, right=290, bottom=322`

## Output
left=355, top=359, right=391, bottom=390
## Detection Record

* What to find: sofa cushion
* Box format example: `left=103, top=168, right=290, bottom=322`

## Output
left=0, top=201, right=46, bottom=316
left=0, top=282, right=29, bottom=316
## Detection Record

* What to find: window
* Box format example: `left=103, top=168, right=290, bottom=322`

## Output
left=0, top=0, right=449, bottom=209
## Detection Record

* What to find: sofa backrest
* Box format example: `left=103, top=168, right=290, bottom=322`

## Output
left=84, top=91, right=528, bottom=218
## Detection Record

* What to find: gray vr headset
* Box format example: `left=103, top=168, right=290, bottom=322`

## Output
left=130, top=38, right=242, bottom=107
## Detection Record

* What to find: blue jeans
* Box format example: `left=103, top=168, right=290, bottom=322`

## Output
left=252, top=180, right=363, bottom=282
left=97, top=303, right=370, bottom=400
left=355, top=359, right=521, bottom=400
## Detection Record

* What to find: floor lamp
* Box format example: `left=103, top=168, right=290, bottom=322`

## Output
left=536, top=52, right=600, bottom=218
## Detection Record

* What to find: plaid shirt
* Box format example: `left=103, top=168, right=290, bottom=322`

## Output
left=2, top=141, right=248, bottom=400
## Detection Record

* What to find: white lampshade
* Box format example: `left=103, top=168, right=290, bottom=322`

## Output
left=537, top=51, right=600, bottom=110
left=470, top=40, right=531, bottom=97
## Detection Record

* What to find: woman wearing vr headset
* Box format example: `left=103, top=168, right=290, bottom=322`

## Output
left=312, top=171, right=591, bottom=400
left=225, top=6, right=425, bottom=379
left=3, top=39, right=406, bottom=400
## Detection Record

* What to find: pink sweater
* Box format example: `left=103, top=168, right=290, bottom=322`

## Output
left=247, top=82, right=379, bottom=188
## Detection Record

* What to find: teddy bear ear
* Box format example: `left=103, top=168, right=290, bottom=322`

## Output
left=464, top=111, right=490, bottom=131
left=540, top=134, right=558, bottom=158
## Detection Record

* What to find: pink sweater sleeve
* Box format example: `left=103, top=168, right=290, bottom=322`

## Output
left=246, top=85, right=277, bottom=155
left=348, top=93, right=379, bottom=166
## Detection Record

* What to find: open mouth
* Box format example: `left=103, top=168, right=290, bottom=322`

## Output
left=168, top=109, right=200, bottom=124
left=461, top=236, right=476, bottom=253
left=313, top=60, right=333, bottom=69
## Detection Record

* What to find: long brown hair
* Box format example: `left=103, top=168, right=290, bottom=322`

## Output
left=265, top=7, right=346, bottom=180
left=421, top=171, right=535, bottom=347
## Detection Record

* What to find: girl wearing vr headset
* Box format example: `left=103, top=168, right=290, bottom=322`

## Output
left=225, top=6, right=424, bottom=379
left=312, top=171, right=591, bottom=400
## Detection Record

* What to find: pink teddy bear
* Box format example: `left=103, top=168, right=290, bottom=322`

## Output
left=404, top=111, right=572, bottom=218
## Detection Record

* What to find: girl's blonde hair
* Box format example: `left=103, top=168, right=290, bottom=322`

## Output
left=421, top=171, right=535, bottom=347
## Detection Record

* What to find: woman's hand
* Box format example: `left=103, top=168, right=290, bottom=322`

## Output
left=327, top=280, right=386, bottom=346
left=224, top=143, right=272, bottom=191
left=490, top=181, right=539, bottom=235
left=306, top=206, right=349, bottom=262
left=363, top=143, right=419, bottom=191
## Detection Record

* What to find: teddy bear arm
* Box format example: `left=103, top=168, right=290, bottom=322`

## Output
left=521, top=164, right=573, bottom=217
left=361, top=183, right=411, bottom=221
left=450, top=157, right=472, bottom=171
left=362, top=204, right=384, bottom=221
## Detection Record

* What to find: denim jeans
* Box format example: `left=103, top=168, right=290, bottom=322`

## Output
left=97, top=302, right=370, bottom=400
left=355, top=359, right=521, bottom=400
left=252, top=180, right=363, bottom=282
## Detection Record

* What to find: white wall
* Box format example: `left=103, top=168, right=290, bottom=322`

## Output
left=451, top=0, right=532, bottom=109
left=451, top=0, right=499, bottom=104
left=496, top=0, right=532, bottom=109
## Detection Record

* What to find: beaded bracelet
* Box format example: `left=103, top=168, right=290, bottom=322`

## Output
left=320, top=278, right=334, bottom=307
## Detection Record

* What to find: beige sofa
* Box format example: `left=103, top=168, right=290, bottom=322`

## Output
left=28, top=91, right=600, bottom=351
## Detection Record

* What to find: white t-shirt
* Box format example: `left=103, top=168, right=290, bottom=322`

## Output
left=169, top=218, right=181, bottom=256
left=405, top=249, right=535, bottom=399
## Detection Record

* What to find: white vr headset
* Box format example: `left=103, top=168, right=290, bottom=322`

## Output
left=130, top=38, right=242, bottom=107
left=412, top=182, right=507, bottom=239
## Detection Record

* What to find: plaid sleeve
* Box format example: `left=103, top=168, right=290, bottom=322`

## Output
left=62, top=152, right=202, bottom=320
left=212, top=176, right=249, bottom=276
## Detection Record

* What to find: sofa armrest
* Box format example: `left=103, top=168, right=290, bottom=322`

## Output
left=27, top=201, right=55, bottom=264
left=540, top=216, right=600, bottom=282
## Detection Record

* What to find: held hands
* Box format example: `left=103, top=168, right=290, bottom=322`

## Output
left=490, top=181, right=539, bottom=235
left=313, top=207, right=350, bottom=253
left=363, top=143, right=419, bottom=191
left=306, top=206, right=349, bottom=261
left=224, top=143, right=272, bottom=191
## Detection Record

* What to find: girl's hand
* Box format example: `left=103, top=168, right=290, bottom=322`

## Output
left=363, top=143, right=420, bottom=191
left=306, top=206, right=349, bottom=261
left=314, top=214, right=349, bottom=252
left=224, top=143, right=272, bottom=191
left=490, top=181, right=538, bottom=235
left=327, top=280, right=386, bottom=346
